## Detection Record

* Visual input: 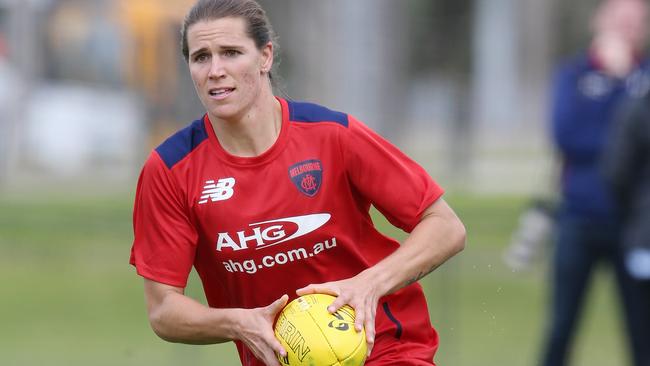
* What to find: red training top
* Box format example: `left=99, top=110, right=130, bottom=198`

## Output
left=130, top=98, right=444, bottom=365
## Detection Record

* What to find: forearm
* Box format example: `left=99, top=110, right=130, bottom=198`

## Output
left=145, top=282, right=241, bottom=344
left=144, top=279, right=289, bottom=365
left=363, top=199, right=466, bottom=296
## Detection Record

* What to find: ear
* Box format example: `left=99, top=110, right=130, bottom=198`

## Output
left=260, top=41, right=274, bottom=74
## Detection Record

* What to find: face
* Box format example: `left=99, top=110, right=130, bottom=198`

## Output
left=595, top=0, right=648, bottom=50
left=187, top=17, right=273, bottom=122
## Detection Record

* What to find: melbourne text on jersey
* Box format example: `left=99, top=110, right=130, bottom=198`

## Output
left=288, top=161, right=322, bottom=178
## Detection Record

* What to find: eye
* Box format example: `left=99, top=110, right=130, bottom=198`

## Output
left=193, top=53, right=210, bottom=63
left=223, top=49, right=241, bottom=57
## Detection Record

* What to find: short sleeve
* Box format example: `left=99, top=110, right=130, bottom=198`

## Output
left=340, top=116, right=444, bottom=232
left=129, top=151, right=198, bottom=288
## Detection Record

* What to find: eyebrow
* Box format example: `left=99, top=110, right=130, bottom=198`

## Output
left=217, top=44, right=245, bottom=52
left=190, top=44, right=245, bottom=59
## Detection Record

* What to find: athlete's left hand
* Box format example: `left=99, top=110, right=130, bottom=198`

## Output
left=296, top=270, right=383, bottom=357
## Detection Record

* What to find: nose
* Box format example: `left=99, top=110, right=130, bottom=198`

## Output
left=208, top=57, right=226, bottom=79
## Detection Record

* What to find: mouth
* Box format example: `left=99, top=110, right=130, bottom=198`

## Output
left=208, top=87, right=235, bottom=99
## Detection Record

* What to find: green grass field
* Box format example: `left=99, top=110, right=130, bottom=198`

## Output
left=0, top=193, right=629, bottom=365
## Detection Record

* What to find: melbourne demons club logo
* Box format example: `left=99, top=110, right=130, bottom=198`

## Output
left=288, top=159, right=323, bottom=197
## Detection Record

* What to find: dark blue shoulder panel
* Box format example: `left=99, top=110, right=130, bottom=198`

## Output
left=288, top=100, right=349, bottom=127
left=155, top=118, right=208, bottom=169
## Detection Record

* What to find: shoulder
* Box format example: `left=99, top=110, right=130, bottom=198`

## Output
left=286, top=99, right=350, bottom=127
left=154, top=117, right=209, bottom=170
left=550, top=53, right=592, bottom=96
left=552, top=52, right=589, bottom=77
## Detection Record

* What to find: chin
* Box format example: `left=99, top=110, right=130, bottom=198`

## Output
left=209, top=105, right=243, bottom=121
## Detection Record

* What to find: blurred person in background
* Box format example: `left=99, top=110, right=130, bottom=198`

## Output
left=603, top=75, right=650, bottom=366
left=128, top=0, right=466, bottom=365
left=539, top=0, right=650, bottom=365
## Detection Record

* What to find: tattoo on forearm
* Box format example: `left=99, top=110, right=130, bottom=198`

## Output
left=405, top=264, right=439, bottom=287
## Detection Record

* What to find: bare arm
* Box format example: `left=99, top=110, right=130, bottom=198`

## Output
left=143, top=279, right=288, bottom=365
left=297, top=197, right=466, bottom=354
left=363, top=198, right=466, bottom=293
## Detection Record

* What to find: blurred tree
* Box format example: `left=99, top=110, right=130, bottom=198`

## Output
left=259, top=0, right=410, bottom=139
left=45, top=0, right=123, bottom=86
left=408, top=0, right=473, bottom=80
left=116, top=0, right=202, bottom=148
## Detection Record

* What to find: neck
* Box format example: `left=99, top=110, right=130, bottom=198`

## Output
left=210, top=89, right=282, bottom=157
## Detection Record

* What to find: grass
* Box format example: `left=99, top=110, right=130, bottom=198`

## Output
left=0, top=193, right=628, bottom=365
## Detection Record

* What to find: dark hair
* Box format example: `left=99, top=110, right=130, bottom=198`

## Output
left=181, top=0, right=277, bottom=62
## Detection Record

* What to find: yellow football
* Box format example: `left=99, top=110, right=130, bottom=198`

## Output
left=274, top=294, right=367, bottom=366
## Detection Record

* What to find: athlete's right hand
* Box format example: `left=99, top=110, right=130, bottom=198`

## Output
left=233, top=294, right=289, bottom=366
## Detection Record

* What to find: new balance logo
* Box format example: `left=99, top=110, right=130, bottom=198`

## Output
left=199, top=178, right=235, bottom=204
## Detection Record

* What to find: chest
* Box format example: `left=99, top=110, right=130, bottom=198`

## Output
left=185, top=143, right=352, bottom=252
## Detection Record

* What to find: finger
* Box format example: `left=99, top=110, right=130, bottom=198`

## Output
left=365, top=317, right=375, bottom=357
left=268, top=333, right=287, bottom=358
left=295, top=284, right=338, bottom=297
left=267, top=294, right=289, bottom=315
left=354, top=316, right=364, bottom=332
left=326, top=295, right=349, bottom=313
left=366, top=305, right=376, bottom=333
left=353, top=300, right=365, bottom=331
